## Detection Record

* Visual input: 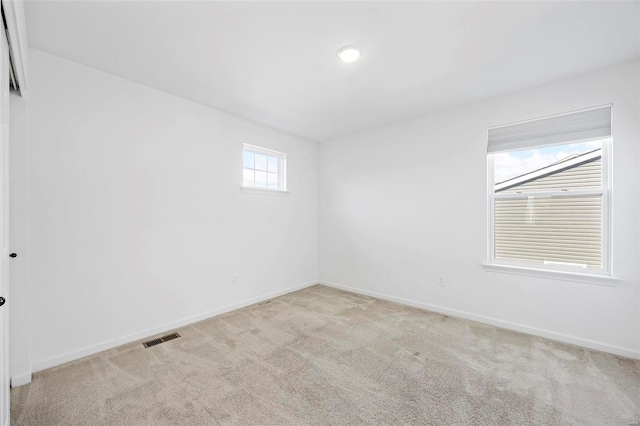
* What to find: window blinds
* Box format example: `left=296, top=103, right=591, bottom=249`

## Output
left=487, top=105, right=611, bottom=154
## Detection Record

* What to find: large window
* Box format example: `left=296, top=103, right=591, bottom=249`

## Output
left=487, top=106, right=611, bottom=275
left=242, top=144, right=286, bottom=191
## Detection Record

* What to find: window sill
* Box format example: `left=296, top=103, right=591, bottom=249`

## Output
left=481, top=263, right=622, bottom=286
left=240, top=186, right=289, bottom=196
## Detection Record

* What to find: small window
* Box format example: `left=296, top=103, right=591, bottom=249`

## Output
left=487, top=106, right=612, bottom=275
left=242, top=144, right=286, bottom=191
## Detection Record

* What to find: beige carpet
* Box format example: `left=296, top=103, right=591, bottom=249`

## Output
left=10, top=285, right=640, bottom=425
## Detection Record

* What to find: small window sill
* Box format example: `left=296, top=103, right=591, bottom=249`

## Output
left=240, top=186, right=289, bottom=196
left=481, top=263, right=621, bottom=286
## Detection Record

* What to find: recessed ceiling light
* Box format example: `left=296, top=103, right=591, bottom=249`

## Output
left=337, top=45, right=362, bottom=63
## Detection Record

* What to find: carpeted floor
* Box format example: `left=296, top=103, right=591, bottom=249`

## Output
left=10, top=284, right=640, bottom=425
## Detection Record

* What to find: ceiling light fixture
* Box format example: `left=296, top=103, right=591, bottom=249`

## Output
left=337, top=45, right=362, bottom=63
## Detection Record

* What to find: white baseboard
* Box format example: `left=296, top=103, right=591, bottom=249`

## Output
left=320, top=281, right=640, bottom=360
left=32, top=281, right=318, bottom=373
left=10, top=372, right=32, bottom=388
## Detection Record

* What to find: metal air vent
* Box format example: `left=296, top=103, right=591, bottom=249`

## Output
left=143, top=332, right=181, bottom=348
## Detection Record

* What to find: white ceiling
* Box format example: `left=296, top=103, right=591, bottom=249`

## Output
left=25, top=1, right=640, bottom=142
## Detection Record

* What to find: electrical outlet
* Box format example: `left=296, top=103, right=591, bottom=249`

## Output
left=232, top=274, right=238, bottom=285
left=437, top=275, right=446, bottom=286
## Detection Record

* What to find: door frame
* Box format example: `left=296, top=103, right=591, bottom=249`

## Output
left=1, top=0, right=27, bottom=96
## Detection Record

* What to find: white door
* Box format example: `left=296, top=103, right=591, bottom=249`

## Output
left=0, top=22, right=10, bottom=426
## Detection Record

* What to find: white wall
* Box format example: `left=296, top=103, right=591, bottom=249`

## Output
left=27, top=49, right=318, bottom=371
left=319, top=60, right=640, bottom=358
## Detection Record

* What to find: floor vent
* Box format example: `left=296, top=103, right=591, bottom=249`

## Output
left=143, top=332, right=181, bottom=348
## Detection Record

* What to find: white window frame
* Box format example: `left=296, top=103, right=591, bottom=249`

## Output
left=241, top=144, right=288, bottom=194
left=484, top=118, right=618, bottom=285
